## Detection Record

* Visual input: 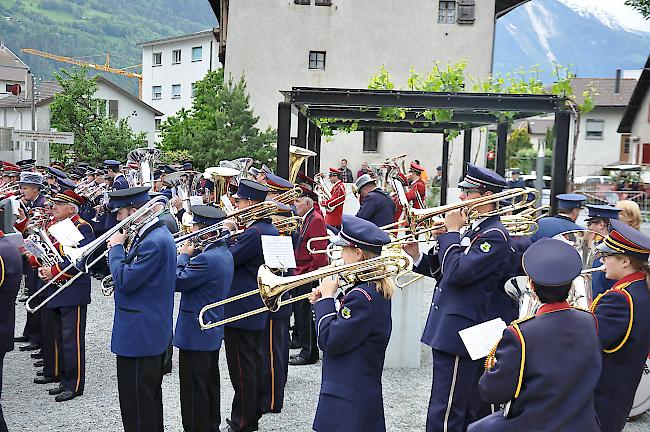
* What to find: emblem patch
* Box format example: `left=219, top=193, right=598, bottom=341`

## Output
left=341, top=306, right=352, bottom=319
left=480, top=242, right=491, bottom=253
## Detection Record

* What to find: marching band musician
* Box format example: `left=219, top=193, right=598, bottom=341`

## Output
left=390, top=172, right=409, bottom=223
left=530, top=193, right=586, bottom=241
left=223, top=179, right=279, bottom=432
left=101, top=160, right=129, bottom=232
left=320, top=168, right=346, bottom=230
left=0, top=211, right=22, bottom=432
left=106, top=186, right=176, bottom=432
left=36, top=190, right=95, bottom=402
left=591, top=219, right=650, bottom=432
left=308, top=215, right=394, bottom=432
left=175, top=205, right=234, bottom=432
left=402, top=164, right=515, bottom=432
left=354, top=174, right=395, bottom=228
left=584, top=204, right=621, bottom=298
left=405, top=162, right=426, bottom=209
left=468, top=239, right=602, bottom=431
left=290, top=186, right=328, bottom=366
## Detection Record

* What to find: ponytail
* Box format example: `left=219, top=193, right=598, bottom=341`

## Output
left=360, top=249, right=396, bottom=299
left=629, top=257, right=650, bottom=292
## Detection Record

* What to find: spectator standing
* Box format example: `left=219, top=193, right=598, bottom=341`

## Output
left=339, top=159, right=354, bottom=183
left=616, top=200, right=642, bottom=230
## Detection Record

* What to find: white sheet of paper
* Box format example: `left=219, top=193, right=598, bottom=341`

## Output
left=394, top=180, right=409, bottom=207
left=10, top=197, right=20, bottom=215
left=459, top=318, right=507, bottom=360
left=261, top=235, right=296, bottom=270
left=48, top=218, right=84, bottom=247
left=189, top=196, right=204, bottom=206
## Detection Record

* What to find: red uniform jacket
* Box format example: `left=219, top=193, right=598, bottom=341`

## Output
left=321, top=180, right=346, bottom=227
left=405, top=179, right=426, bottom=209
left=294, top=208, right=328, bottom=276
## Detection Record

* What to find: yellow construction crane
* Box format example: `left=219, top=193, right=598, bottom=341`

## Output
left=21, top=48, right=143, bottom=99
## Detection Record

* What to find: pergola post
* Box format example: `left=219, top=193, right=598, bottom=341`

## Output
left=277, top=102, right=291, bottom=180
left=462, top=129, right=472, bottom=177
left=307, top=120, right=317, bottom=178
left=315, top=126, right=322, bottom=174
left=496, top=123, right=508, bottom=177
left=440, top=132, right=450, bottom=206
left=297, top=111, right=307, bottom=148
left=551, top=111, right=571, bottom=215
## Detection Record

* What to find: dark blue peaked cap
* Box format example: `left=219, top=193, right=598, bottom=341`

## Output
left=585, top=204, right=621, bottom=221
left=191, top=205, right=226, bottom=225
left=331, top=215, right=391, bottom=255
left=523, top=238, right=582, bottom=286
left=555, top=193, right=586, bottom=209
left=458, top=163, right=507, bottom=192
left=598, top=219, right=650, bottom=262
left=234, top=179, right=268, bottom=201
left=108, top=186, right=150, bottom=208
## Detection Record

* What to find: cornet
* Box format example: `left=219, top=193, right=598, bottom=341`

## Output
left=25, top=195, right=169, bottom=312
left=198, top=251, right=413, bottom=329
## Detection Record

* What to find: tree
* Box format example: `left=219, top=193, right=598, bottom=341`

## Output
left=507, top=127, right=533, bottom=168
left=50, top=67, right=147, bottom=164
left=160, top=69, right=277, bottom=170
left=625, top=0, right=650, bottom=18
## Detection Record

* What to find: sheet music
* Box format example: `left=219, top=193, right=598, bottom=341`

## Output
left=261, top=235, right=296, bottom=270
left=48, top=218, right=84, bottom=247
left=459, top=318, right=507, bottom=360
left=189, top=196, right=204, bottom=206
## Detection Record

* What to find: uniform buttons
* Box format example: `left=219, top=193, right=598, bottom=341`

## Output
left=434, top=305, right=439, bottom=310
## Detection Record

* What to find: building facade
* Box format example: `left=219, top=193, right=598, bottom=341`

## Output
left=619, top=55, right=650, bottom=166
left=218, top=0, right=526, bottom=184
left=139, top=28, right=220, bottom=140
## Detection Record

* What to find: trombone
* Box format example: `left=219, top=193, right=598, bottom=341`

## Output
left=25, top=195, right=169, bottom=312
left=198, top=251, right=413, bottom=329
left=272, top=215, right=304, bottom=236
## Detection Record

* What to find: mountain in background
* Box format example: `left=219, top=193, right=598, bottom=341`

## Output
left=0, top=0, right=216, bottom=93
left=494, top=0, right=650, bottom=81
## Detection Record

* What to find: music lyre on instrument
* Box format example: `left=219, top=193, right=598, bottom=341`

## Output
left=127, top=148, right=162, bottom=188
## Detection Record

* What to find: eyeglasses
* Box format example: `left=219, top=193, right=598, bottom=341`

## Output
left=460, top=187, right=482, bottom=194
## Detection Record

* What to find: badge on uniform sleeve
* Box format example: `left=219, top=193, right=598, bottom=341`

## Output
left=341, top=306, right=352, bottom=319
left=480, top=242, right=491, bottom=253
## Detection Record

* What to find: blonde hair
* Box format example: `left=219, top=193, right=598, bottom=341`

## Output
left=360, top=249, right=395, bottom=299
left=615, top=200, right=642, bottom=230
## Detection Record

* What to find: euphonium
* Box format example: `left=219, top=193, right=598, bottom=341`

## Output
left=24, top=225, right=64, bottom=269
left=198, top=250, right=412, bottom=329
left=273, top=186, right=303, bottom=206
left=272, top=215, right=303, bottom=235
left=288, top=146, right=317, bottom=184
left=204, top=167, right=240, bottom=209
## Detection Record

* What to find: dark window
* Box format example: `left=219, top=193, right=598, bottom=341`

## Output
left=172, top=49, right=182, bottom=64
left=294, top=0, right=310, bottom=4
left=152, top=52, right=162, bottom=66
left=108, top=100, right=118, bottom=119
left=457, top=0, right=475, bottom=24
left=643, top=143, right=650, bottom=165
left=155, top=118, right=162, bottom=131
left=315, top=0, right=332, bottom=5
left=363, top=130, right=378, bottom=152
left=585, top=119, right=604, bottom=140
left=309, top=51, right=326, bottom=70
left=438, top=1, right=456, bottom=24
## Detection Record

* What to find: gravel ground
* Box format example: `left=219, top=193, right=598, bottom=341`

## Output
left=3, top=280, right=649, bottom=431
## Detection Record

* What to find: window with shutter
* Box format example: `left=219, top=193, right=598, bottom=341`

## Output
left=294, top=0, right=310, bottom=4
left=457, top=0, right=475, bottom=24
left=315, top=0, right=332, bottom=5
left=108, top=100, right=119, bottom=119
left=363, top=130, right=379, bottom=152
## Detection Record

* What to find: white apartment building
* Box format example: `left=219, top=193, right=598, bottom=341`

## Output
left=0, top=44, right=29, bottom=94
left=619, top=55, right=650, bottom=165
left=139, top=28, right=220, bottom=141
left=214, top=0, right=529, bottom=183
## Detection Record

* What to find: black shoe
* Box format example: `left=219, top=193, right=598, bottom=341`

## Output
left=34, top=376, right=59, bottom=384
left=19, top=342, right=40, bottom=351
left=55, top=391, right=77, bottom=402
left=289, top=340, right=301, bottom=350
left=14, top=336, right=28, bottom=343
left=34, top=360, right=44, bottom=367
left=36, top=371, right=44, bottom=376
left=289, top=355, right=317, bottom=366
left=31, top=351, right=42, bottom=359
left=48, top=385, right=64, bottom=395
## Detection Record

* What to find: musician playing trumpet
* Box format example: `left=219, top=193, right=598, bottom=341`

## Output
left=468, top=239, right=601, bottom=431
left=175, top=205, right=234, bottom=432
left=308, top=215, right=394, bottom=432
left=319, top=168, right=346, bottom=230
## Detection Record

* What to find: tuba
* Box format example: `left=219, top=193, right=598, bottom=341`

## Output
left=220, top=158, right=254, bottom=184
left=204, top=167, right=240, bottom=210
left=198, top=251, right=412, bottom=329
left=127, top=148, right=162, bottom=188
left=289, top=146, right=317, bottom=184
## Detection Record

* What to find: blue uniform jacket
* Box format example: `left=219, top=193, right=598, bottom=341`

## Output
left=174, top=240, right=233, bottom=351
left=469, top=303, right=601, bottom=432
left=224, top=218, right=279, bottom=331
left=356, top=188, right=395, bottom=228
left=46, top=216, right=95, bottom=308
left=108, top=221, right=176, bottom=357
left=104, top=174, right=129, bottom=230
left=414, top=215, right=514, bottom=356
left=530, top=215, right=583, bottom=242
left=507, top=179, right=525, bottom=189
left=312, top=282, right=391, bottom=432
left=0, top=234, right=22, bottom=354
left=592, top=273, right=650, bottom=432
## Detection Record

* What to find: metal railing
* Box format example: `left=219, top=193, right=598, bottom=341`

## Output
left=574, top=188, right=649, bottom=212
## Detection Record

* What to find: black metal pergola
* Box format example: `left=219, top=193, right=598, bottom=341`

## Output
left=276, top=87, right=571, bottom=213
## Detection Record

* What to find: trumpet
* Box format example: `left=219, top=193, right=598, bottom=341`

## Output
left=198, top=251, right=413, bottom=329
left=25, top=195, right=169, bottom=312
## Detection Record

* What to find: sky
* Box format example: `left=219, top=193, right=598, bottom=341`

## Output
left=558, top=0, right=650, bottom=32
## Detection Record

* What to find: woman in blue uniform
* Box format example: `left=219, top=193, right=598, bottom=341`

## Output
left=309, top=215, right=393, bottom=432
left=591, top=219, right=650, bottom=432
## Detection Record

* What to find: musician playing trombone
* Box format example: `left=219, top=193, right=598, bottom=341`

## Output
left=402, top=164, right=516, bottom=432
left=105, top=186, right=176, bottom=432
left=33, top=190, right=95, bottom=402
left=308, top=215, right=394, bottom=432
left=175, top=205, right=234, bottom=432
